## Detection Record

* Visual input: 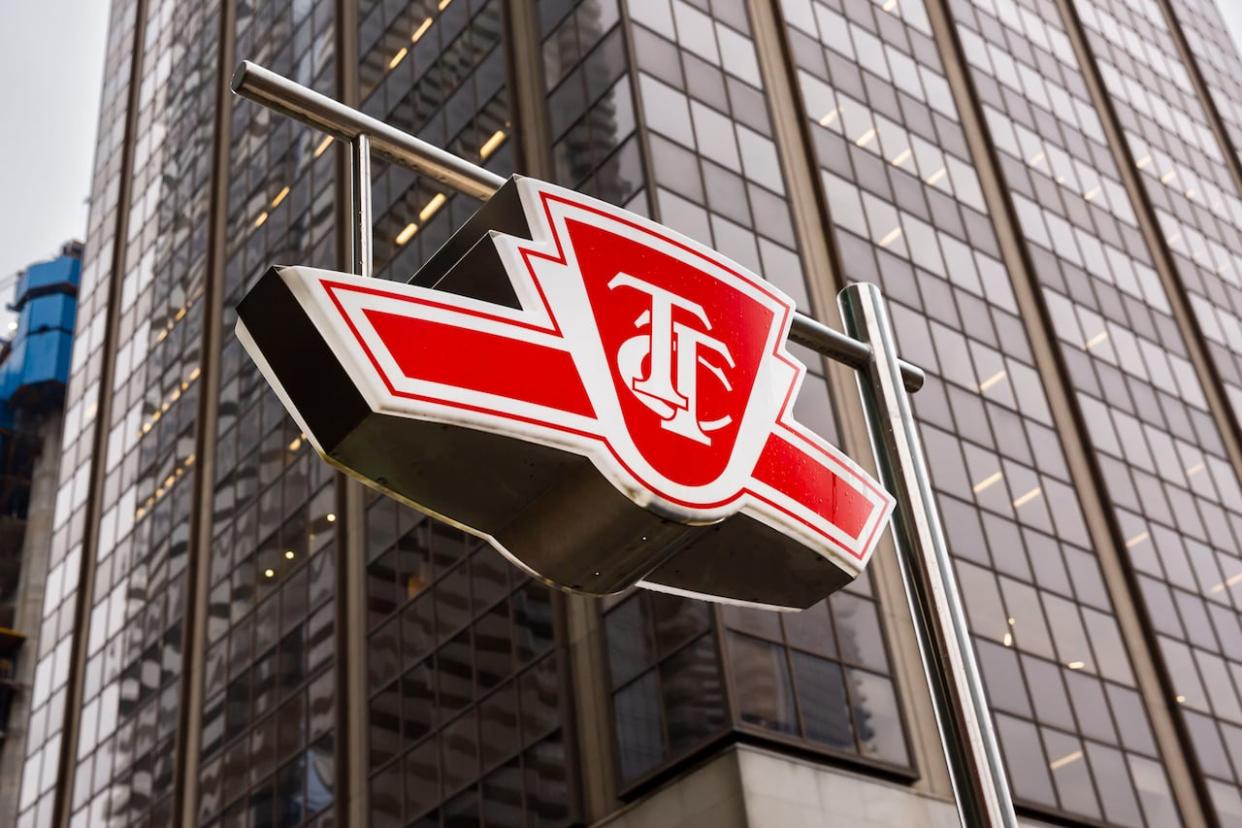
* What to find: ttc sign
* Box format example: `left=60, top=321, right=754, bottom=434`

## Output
left=236, top=177, right=892, bottom=609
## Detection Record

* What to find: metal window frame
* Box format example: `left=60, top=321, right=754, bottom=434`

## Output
left=230, top=59, right=1017, bottom=828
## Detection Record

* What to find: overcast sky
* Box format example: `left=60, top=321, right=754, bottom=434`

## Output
left=3, top=1, right=1242, bottom=319
left=0, top=0, right=108, bottom=328
left=1221, top=3, right=1242, bottom=57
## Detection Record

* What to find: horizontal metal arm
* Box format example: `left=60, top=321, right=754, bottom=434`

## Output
left=232, top=61, right=504, bottom=200
left=789, top=312, right=923, bottom=392
left=231, top=60, right=925, bottom=392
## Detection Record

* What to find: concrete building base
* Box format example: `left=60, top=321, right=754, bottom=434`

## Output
left=594, top=743, right=1063, bottom=828
left=596, top=744, right=954, bottom=828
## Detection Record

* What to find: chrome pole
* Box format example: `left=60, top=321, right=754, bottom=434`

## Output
left=350, top=135, right=373, bottom=277
left=341, top=125, right=376, bottom=826
left=789, top=309, right=923, bottom=391
left=232, top=60, right=504, bottom=200
left=840, top=282, right=1017, bottom=828
left=228, top=61, right=925, bottom=392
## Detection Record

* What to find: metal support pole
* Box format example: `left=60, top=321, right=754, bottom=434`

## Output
left=339, top=134, right=374, bottom=822
left=788, top=310, right=923, bottom=391
left=840, top=282, right=1017, bottom=828
left=233, top=60, right=503, bottom=200
left=350, top=134, right=373, bottom=277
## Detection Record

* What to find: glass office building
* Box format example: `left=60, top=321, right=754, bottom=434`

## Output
left=18, top=0, right=1242, bottom=825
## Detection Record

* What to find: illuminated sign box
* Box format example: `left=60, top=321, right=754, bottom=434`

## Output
left=237, top=177, right=892, bottom=609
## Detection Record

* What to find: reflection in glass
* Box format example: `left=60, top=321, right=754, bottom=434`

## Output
left=730, top=632, right=797, bottom=735
left=614, top=671, right=664, bottom=782
left=792, top=652, right=853, bottom=750
left=661, top=635, right=727, bottom=756
left=849, top=668, right=909, bottom=766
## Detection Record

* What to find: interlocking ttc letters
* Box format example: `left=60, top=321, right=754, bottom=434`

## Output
left=235, top=176, right=894, bottom=609
left=611, top=273, right=736, bottom=445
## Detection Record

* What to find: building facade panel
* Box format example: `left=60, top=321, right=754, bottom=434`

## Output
left=1065, top=0, right=1242, bottom=820
left=1167, top=0, right=1242, bottom=173
left=949, top=0, right=1242, bottom=822
left=68, top=0, right=223, bottom=820
left=360, top=0, right=516, bottom=279
left=15, top=3, right=140, bottom=826
left=1071, top=0, right=1242, bottom=424
left=783, top=0, right=1182, bottom=824
left=201, top=0, right=340, bottom=825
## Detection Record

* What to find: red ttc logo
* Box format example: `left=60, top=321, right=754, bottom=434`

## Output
left=241, top=177, right=894, bottom=606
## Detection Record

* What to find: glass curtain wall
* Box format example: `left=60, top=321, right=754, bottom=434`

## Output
left=780, top=0, right=1187, bottom=824
left=66, top=0, right=221, bottom=821
left=356, top=3, right=579, bottom=826
left=17, top=3, right=140, bottom=826
left=1166, top=0, right=1242, bottom=172
left=360, top=0, right=516, bottom=278
left=1071, top=0, right=1242, bottom=417
left=949, top=0, right=1242, bottom=822
left=200, top=0, right=339, bottom=825
left=1067, top=0, right=1242, bottom=820
left=540, top=0, right=645, bottom=207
